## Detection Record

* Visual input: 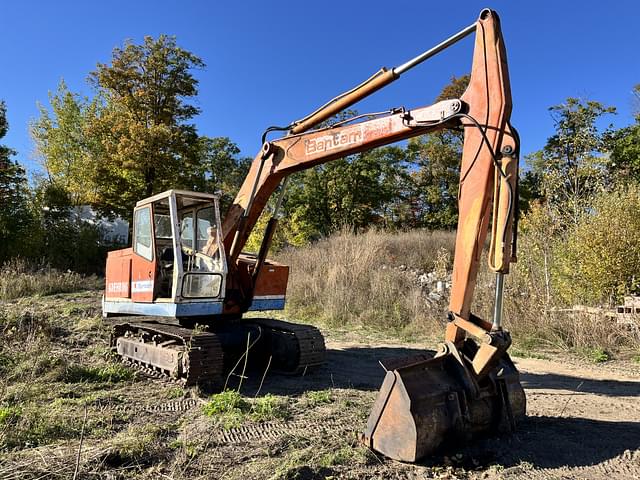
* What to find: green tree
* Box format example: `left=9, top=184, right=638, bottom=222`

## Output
left=0, top=101, right=34, bottom=263
left=527, top=97, right=616, bottom=226
left=184, top=136, right=251, bottom=213
left=283, top=146, right=407, bottom=244
left=88, top=34, right=204, bottom=217
left=406, top=75, right=469, bottom=229
left=552, top=184, right=640, bottom=305
left=33, top=36, right=208, bottom=220
left=607, top=84, right=640, bottom=183
left=31, top=80, right=102, bottom=206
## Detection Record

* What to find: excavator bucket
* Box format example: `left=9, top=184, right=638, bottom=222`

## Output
left=362, top=341, right=525, bottom=462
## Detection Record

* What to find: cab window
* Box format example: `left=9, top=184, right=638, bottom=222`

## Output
left=196, top=206, right=215, bottom=252
left=180, top=212, right=194, bottom=249
left=134, top=207, right=153, bottom=260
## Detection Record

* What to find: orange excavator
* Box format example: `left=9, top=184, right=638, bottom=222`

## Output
left=103, top=9, right=524, bottom=461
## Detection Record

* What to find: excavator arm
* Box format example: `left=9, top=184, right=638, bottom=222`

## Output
left=222, top=10, right=517, bottom=326
left=221, top=9, right=525, bottom=461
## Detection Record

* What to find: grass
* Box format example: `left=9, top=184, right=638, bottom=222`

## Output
left=303, top=389, right=334, bottom=406
left=278, top=228, right=640, bottom=353
left=202, top=391, right=291, bottom=428
left=0, top=258, right=99, bottom=300
left=61, top=363, right=135, bottom=383
left=582, top=347, right=610, bottom=363
left=277, top=228, right=455, bottom=333
left=251, top=394, right=291, bottom=422
left=0, top=406, right=22, bottom=425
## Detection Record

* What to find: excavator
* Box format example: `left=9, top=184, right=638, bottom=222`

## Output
left=103, top=9, right=525, bottom=462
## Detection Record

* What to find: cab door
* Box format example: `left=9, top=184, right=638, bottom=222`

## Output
left=131, top=205, right=157, bottom=302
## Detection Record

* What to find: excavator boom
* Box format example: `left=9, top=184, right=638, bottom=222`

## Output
left=104, top=8, right=525, bottom=461
left=218, top=8, right=524, bottom=461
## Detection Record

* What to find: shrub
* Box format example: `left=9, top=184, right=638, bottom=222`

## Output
left=553, top=184, right=640, bottom=305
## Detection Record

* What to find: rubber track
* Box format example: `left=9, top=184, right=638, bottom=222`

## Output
left=112, top=320, right=224, bottom=386
left=247, top=318, right=326, bottom=373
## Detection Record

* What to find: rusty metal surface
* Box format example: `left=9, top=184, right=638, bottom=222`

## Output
left=116, top=336, right=184, bottom=377
left=111, top=317, right=326, bottom=385
left=362, top=342, right=525, bottom=462
left=448, top=9, right=516, bottom=324
left=290, top=68, right=397, bottom=134
left=111, top=320, right=224, bottom=386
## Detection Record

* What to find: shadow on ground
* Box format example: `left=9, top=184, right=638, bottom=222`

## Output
left=240, top=345, right=640, bottom=398
left=237, top=345, right=640, bottom=472
left=521, top=371, right=640, bottom=397
left=455, top=415, right=640, bottom=471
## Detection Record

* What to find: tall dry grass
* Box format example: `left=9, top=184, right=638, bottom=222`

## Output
left=278, top=229, right=639, bottom=353
left=277, top=229, right=455, bottom=335
left=0, top=258, right=98, bottom=301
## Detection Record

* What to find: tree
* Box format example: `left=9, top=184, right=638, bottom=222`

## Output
left=607, top=84, right=640, bottom=184
left=0, top=101, right=34, bottom=263
left=527, top=97, right=616, bottom=226
left=552, top=184, right=640, bottom=304
left=283, top=146, right=407, bottom=244
left=183, top=136, right=251, bottom=213
left=406, top=75, right=469, bottom=229
left=88, top=35, right=204, bottom=218
left=33, top=36, right=208, bottom=220
left=31, top=80, right=103, bottom=206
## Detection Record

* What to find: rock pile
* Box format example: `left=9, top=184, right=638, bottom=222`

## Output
left=382, top=264, right=452, bottom=304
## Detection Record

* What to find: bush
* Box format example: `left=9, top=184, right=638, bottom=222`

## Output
left=277, top=226, right=640, bottom=353
left=553, top=184, right=640, bottom=305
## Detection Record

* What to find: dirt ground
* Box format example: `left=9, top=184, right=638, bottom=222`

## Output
left=1, top=294, right=639, bottom=479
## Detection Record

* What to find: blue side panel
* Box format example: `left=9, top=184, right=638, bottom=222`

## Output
left=249, top=298, right=286, bottom=311
left=103, top=300, right=223, bottom=317
left=176, top=302, right=224, bottom=316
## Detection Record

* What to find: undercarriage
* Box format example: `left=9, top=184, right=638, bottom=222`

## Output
left=110, top=317, right=326, bottom=387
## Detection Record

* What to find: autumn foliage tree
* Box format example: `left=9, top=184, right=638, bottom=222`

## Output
left=86, top=35, right=204, bottom=218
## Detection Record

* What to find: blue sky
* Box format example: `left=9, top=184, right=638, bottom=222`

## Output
left=1, top=0, right=639, bottom=176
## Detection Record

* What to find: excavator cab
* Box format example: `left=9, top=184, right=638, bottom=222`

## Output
left=103, top=190, right=228, bottom=318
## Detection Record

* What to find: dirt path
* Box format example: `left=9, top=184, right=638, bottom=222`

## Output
left=2, top=329, right=639, bottom=479
left=239, top=338, right=640, bottom=479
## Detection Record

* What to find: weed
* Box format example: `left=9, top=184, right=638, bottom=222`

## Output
left=1, top=403, right=83, bottom=449
left=633, top=352, right=640, bottom=364
left=251, top=394, right=291, bottom=422
left=107, top=424, right=164, bottom=463
left=581, top=347, right=610, bottom=363
left=319, top=446, right=358, bottom=467
left=166, top=387, right=185, bottom=399
left=0, top=406, right=22, bottom=425
left=277, top=229, right=454, bottom=331
left=584, top=348, right=610, bottom=363
left=304, top=389, right=334, bottom=406
left=62, top=363, right=134, bottom=383
left=0, top=258, right=95, bottom=300
left=202, top=390, right=250, bottom=429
